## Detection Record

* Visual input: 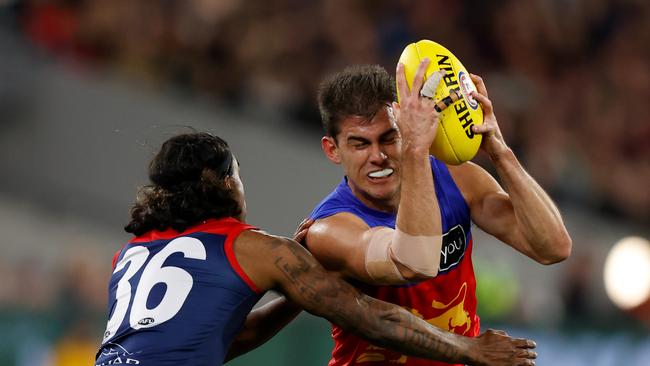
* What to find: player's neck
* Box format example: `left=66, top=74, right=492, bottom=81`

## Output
left=349, top=184, right=400, bottom=213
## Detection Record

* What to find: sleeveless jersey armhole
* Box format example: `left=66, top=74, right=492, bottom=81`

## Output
left=224, top=227, right=263, bottom=295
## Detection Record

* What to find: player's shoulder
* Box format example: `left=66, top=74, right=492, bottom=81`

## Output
left=447, top=161, right=503, bottom=204
left=305, top=212, right=374, bottom=271
left=448, top=161, right=500, bottom=187
left=309, top=212, right=369, bottom=243
left=236, top=229, right=290, bottom=251
left=446, top=160, right=484, bottom=178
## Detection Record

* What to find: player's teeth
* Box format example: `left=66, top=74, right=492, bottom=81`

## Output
left=368, top=168, right=394, bottom=178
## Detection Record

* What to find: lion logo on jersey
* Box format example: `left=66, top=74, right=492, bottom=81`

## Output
left=356, top=283, right=471, bottom=364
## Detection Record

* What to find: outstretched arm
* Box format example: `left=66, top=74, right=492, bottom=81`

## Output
left=454, top=74, right=571, bottom=264
left=224, top=218, right=313, bottom=361
left=235, top=230, right=537, bottom=365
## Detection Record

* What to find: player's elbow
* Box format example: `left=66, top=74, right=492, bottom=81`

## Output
left=365, top=227, right=440, bottom=284
left=405, top=272, right=437, bottom=282
left=538, top=233, right=572, bottom=265
left=397, top=264, right=438, bottom=282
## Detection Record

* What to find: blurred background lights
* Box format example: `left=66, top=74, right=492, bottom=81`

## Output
left=604, top=236, right=650, bottom=310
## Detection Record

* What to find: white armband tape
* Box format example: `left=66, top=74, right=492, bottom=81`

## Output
left=365, top=227, right=442, bottom=281
left=365, top=227, right=405, bottom=282
left=390, top=228, right=442, bottom=278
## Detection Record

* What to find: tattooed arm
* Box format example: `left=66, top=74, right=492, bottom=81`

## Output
left=234, top=230, right=536, bottom=366
left=224, top=219, right=312, bottom=361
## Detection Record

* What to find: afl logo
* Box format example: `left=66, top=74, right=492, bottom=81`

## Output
left=138, top=317, right=155, bottom=326
left=458, top=71, right=479, bottom=110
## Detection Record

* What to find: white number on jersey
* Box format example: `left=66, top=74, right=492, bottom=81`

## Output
left=102, top=237, right=207, bottom=343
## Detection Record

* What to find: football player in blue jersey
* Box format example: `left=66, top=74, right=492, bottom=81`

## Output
left=302, top=61, right=571, bottom=365
left=95, top=132, right=537, bottom=366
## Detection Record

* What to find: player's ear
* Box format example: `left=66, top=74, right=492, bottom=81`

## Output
left=223, top=175, right=235, bottom=190
left=321, top=136, right=341, bottom=164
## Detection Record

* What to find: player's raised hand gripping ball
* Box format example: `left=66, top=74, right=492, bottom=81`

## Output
left=397, top=40, right=484, bottom=165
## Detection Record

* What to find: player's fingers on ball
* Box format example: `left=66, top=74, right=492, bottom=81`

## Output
left=469, top=91, right=493, bottom=112
left=420, top=70, right=444, bottom=99
left=428, top=70, right=445, bottom=90
left=470, top=73, right=488, bottom=97
left=411, top=58, right=431, bottom=95
left=431, top=99, right=449, bottom=114
left=423, top=95, right=440, bottom=111
left=471, top=124, right=491, bottom=135
left=396, top=63, right=411, bottom=98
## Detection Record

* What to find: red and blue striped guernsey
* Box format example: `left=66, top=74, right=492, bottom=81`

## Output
left=309, top=156, right=480, bottom=366
left=95, top=217, right=261, bottom=366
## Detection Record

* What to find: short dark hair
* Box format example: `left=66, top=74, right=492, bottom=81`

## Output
left=317, top=64, right=396, bottom=138
left=124, top=132, right=241, bottom=236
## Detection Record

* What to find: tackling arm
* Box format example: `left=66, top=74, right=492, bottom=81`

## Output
left=234, top=230, right=537, bottom=366
left=224, top=218, right=313, bottom=361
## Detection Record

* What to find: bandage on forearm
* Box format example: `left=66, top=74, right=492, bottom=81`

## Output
left=365, top=227, right=442, bottom=281
left=390, top=228, right=442, bottom=277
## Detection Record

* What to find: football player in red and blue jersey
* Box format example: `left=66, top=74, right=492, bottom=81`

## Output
left=305, top=61, right=571, bottom=366
left=95, top=132, right=538, bottom=366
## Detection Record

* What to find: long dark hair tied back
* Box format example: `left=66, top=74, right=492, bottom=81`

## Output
left=124, top=133, right=241, bottom=236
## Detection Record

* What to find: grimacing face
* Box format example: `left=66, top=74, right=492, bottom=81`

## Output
left=321, top=106, right=403, bottom=212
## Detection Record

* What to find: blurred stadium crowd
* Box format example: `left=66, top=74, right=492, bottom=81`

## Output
left=0, top=0, right=649, bottom=365
left=0, top=256, right=105, bottom=365
left=7, top=0, right=649, bottom=223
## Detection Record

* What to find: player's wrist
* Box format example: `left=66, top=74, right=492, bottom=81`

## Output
left=486, top=143, right=513, bottom=164
left=401, top=140, right=431, bottom=158
left=458, top=336, right=481, bottom=365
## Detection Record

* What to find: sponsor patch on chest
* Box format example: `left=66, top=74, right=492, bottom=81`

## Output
left=439, top=225, right=467, bottom=272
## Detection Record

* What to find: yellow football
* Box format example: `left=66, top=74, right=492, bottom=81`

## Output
left=397, top=40, right=483, bottom=165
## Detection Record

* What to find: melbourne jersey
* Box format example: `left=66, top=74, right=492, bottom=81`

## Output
left=95, top=217, right=262, bottom=366
left=310, top=157, right=479, bottom=366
